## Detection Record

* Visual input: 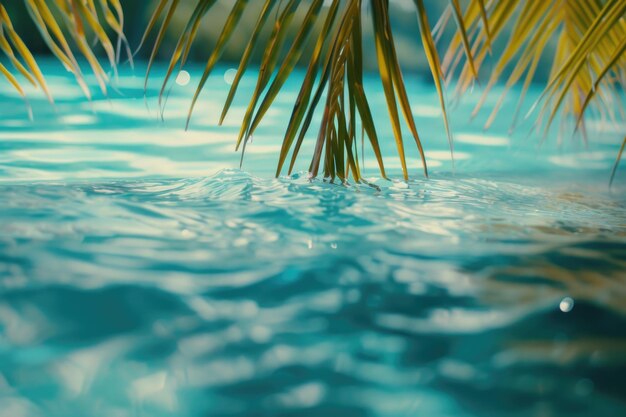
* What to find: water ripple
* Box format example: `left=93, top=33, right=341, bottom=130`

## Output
left=1, top=65, right=625, bottom=417
left=0, top=171, right=624, bottom=417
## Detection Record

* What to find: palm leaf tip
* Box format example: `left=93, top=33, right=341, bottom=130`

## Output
left=0, top=3, right=52, bottom=103
left=609, top=136, right=626, bottom=187
left=1, top=0, right=130, bottom=102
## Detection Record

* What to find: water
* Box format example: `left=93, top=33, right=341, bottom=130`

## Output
left=1, top=61, right=625, bottom=417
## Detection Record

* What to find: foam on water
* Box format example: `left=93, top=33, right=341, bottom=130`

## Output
left=0, top=61, right=625, bottom=417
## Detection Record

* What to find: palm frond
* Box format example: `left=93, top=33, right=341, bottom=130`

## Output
left=443, top=0, right=626, bottom=138
left=1, top=0, right=129, bottom=100
left=0, top=3, right=52, bottom=110
left=1, top=0, right=624, bottom=182
left=143, top=0, right=447, bottom=181
left=610, top=136, right=625, bottom=187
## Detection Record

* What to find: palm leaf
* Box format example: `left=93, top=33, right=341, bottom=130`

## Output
left=137, top=0, right=436, bottom=181
left=0, top=3, right=52, bottom=103
left=142, top=0, right=623, bottom=180
left=444, top=0, right=625, bottom=141
left=1, top=0, right=129, bottom=101
left=2, top=0, right=624, bottom=182
left=610, top=136, right=625, bottom=187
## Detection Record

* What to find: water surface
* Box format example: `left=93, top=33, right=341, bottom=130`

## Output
left=0, top=62, right=625, bottom=417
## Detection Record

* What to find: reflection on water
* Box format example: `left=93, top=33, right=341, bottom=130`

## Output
left=0, top=62, right=625, bottom=417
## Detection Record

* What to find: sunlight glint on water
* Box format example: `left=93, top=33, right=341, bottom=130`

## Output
left=0, top=62, right=625, bottom=417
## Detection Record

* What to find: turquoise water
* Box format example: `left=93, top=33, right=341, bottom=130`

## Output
left=1, top=61, right=625, bottom=417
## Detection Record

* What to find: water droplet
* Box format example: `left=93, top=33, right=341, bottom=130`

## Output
left=224, top=68, right=237, bottom=85
left=559, top=297, right=574, bottom=313
left=175, top=70, right=191, bottom=86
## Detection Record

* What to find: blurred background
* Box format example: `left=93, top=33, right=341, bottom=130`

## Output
left=1, top=0, right=557, bottom=81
